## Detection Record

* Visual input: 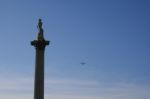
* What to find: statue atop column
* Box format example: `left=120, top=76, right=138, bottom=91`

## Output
left=37, top=18, right=44, bottom=40
left=31, top=19, right=49, bottom=99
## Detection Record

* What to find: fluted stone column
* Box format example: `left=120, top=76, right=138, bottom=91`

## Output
left=31, top=19, right=49, bottom=99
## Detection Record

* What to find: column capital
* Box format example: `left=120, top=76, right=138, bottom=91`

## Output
left=31, top=39, right=49, bottom=50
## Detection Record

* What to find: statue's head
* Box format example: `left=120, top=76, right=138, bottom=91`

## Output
left=39, top=18, right=42, bottom=22
left=38, top=18, right=43, bottom=30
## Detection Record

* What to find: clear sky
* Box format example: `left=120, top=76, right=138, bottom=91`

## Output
left=0, top=0, right=150, bottom=99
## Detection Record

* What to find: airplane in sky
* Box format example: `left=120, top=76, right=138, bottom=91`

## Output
left=80, top=62, right=86, bottom=65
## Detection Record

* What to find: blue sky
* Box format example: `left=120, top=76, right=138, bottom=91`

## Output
left=0, top=0, right=150, bottom=99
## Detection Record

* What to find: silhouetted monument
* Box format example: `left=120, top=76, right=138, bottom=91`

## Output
left=31, top=19, right=49, bottom=99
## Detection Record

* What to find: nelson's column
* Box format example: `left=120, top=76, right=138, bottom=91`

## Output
left=31, top=19, right=49, bottom=99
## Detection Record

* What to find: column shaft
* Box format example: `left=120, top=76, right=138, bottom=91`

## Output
left=34, top=48, right=45, bottom=99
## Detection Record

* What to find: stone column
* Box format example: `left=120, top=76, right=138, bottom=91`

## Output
left=31, top=19, right=49, bottom=99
